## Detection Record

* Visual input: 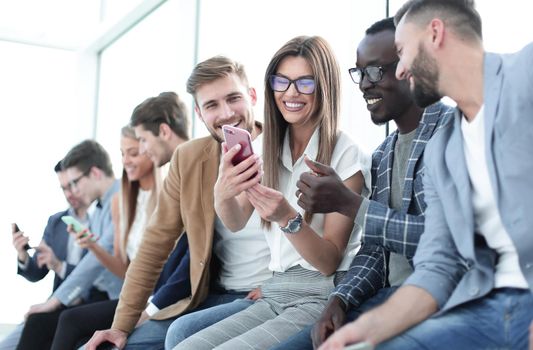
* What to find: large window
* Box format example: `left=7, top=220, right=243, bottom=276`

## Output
left=96, top=0, right=197, bottom=171
left=0, top=41, right=89, bottom=324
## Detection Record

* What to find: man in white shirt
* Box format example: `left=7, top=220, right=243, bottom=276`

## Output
left=86, top=56, right=271, bottom=350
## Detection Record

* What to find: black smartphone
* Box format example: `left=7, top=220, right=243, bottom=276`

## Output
left=12, top=223, right=31, bottom=250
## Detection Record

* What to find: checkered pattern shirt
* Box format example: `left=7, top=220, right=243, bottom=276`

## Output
left=332, top=102, right=455, bottom=308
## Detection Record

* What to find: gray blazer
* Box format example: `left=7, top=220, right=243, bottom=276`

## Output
left=404, top=42, right=533, bottom=311
left=53, top=180, right=123, bottom=305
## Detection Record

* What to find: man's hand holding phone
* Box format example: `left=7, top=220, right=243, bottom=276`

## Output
left=61, top=215, right=97, bottom=247
left=216, top=143, right=262, bottom=202
left=11, top=223, right=32, bottom=262
left=36, top=240, right=63, bottom=273
left=216, top=125, right=262, bottom=202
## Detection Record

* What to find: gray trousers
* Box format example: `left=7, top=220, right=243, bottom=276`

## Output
left=174, top=266, right=338, bottom=350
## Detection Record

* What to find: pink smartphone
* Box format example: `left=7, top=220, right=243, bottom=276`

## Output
left=222, top=125, right=255, bottom=166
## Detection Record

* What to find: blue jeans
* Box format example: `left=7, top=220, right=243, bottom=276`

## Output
left=378, top=288, right=533, bottom=350
left=270, top=287, right=398, bottom=350
left=165, top=297, right=254, bottom=349
left=124, top=291, right=248, bottom=350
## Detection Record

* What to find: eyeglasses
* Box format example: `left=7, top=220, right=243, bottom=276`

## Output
left=269, top=75, right=316, bottom=95
left=348, top=61, right=399, bottom=85
left=68, top=168, right=91, bottom=190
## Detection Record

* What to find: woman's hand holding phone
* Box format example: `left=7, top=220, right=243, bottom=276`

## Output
left=245, top=183, right=295, bottom=225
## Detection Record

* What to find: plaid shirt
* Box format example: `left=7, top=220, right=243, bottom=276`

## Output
left=332, top=102, right=455, bottom=308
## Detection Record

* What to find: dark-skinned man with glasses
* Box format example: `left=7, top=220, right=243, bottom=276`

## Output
left=271, top=17, right=454, bottom=350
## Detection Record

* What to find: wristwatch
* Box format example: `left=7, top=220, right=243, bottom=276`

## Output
left=279, top=212, right=303, bottom=234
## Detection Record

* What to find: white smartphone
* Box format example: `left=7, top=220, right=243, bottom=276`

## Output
left=344, top=342, right=374, bottom=350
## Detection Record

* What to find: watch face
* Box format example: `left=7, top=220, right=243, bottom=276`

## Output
left=289, top=220, right=300, bottom=232
left=282, top=213, right=302, bottom=234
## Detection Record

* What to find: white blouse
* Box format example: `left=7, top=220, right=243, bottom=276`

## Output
left=266, top=128, right=371, bottom=272
left=126, top=189, right=151, bottom=260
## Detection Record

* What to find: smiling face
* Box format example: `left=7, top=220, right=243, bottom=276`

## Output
left=120, top=135, right=153, bottom=182
left=194, top=73, right=256, bottom=143
left=356, top=29, right=414, bottom=125
left=395, top=18, right=442, bottom=108
left=273, top=55, right=316, bottom=126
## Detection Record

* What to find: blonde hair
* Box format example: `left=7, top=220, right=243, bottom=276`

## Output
left=262, top=36, right=340, bottom=228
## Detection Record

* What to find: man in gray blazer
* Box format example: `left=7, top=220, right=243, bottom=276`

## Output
left=319, top=1, right=533, bottom=349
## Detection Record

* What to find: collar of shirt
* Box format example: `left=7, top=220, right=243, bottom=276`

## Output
left=98, top=180, right=120, bottom=209
left=281, top=126, right=320, bottom=172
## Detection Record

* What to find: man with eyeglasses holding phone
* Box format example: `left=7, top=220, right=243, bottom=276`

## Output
left=0, top=160, right=90, bottom=350
left=15, top=140, right=122, bottom=350
left=271, top=17, right=454, bottom=349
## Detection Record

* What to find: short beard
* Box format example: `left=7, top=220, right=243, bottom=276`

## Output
left=411, top=44, right=441, bottom=108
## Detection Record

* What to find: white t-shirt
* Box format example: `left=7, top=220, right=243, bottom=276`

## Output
left=126, top=189, right=151, bottom=260
left=214, top=133, right=273, bottom=291
left=461, top=105, right=527, bottom=288
left=267, top=128, right=371, bottom=273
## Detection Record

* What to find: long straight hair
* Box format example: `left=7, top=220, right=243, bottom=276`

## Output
left=118, top=126, right=162, bottom=262
left=262, top=36, right=341, bottom=229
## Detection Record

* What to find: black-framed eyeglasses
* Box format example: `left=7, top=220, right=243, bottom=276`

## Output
left=68, top=168, right=91, bottom=190
left=348, top=61, right=399, bottom=85
left=269, top=75, right=316, bottom=95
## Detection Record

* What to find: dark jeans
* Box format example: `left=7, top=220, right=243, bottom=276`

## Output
left=51, top=299, right=119, bottom=350
left=16, top=288, right=109, bottom=350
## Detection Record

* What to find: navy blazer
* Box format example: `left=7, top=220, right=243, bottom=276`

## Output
left=17, top=209, right=86, bottom=291
left=405, top=43, right=533, bottom=311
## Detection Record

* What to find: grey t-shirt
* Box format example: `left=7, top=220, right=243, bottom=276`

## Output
left=388, top=129, right=417, bottom=286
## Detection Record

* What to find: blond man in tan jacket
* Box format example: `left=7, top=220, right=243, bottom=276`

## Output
left=86, top=56, right=270, bottom=350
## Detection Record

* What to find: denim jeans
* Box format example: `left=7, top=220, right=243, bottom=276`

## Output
left=378, top=288, right=533, bottom=350
left=123, top=291, right=249, bottom=350
left=269, top=287, right=398, bottom=350
left=165, top=297, right=254, bottom=349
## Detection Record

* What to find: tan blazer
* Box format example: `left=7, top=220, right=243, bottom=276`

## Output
left=112, top=136, right=220, bottom=333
